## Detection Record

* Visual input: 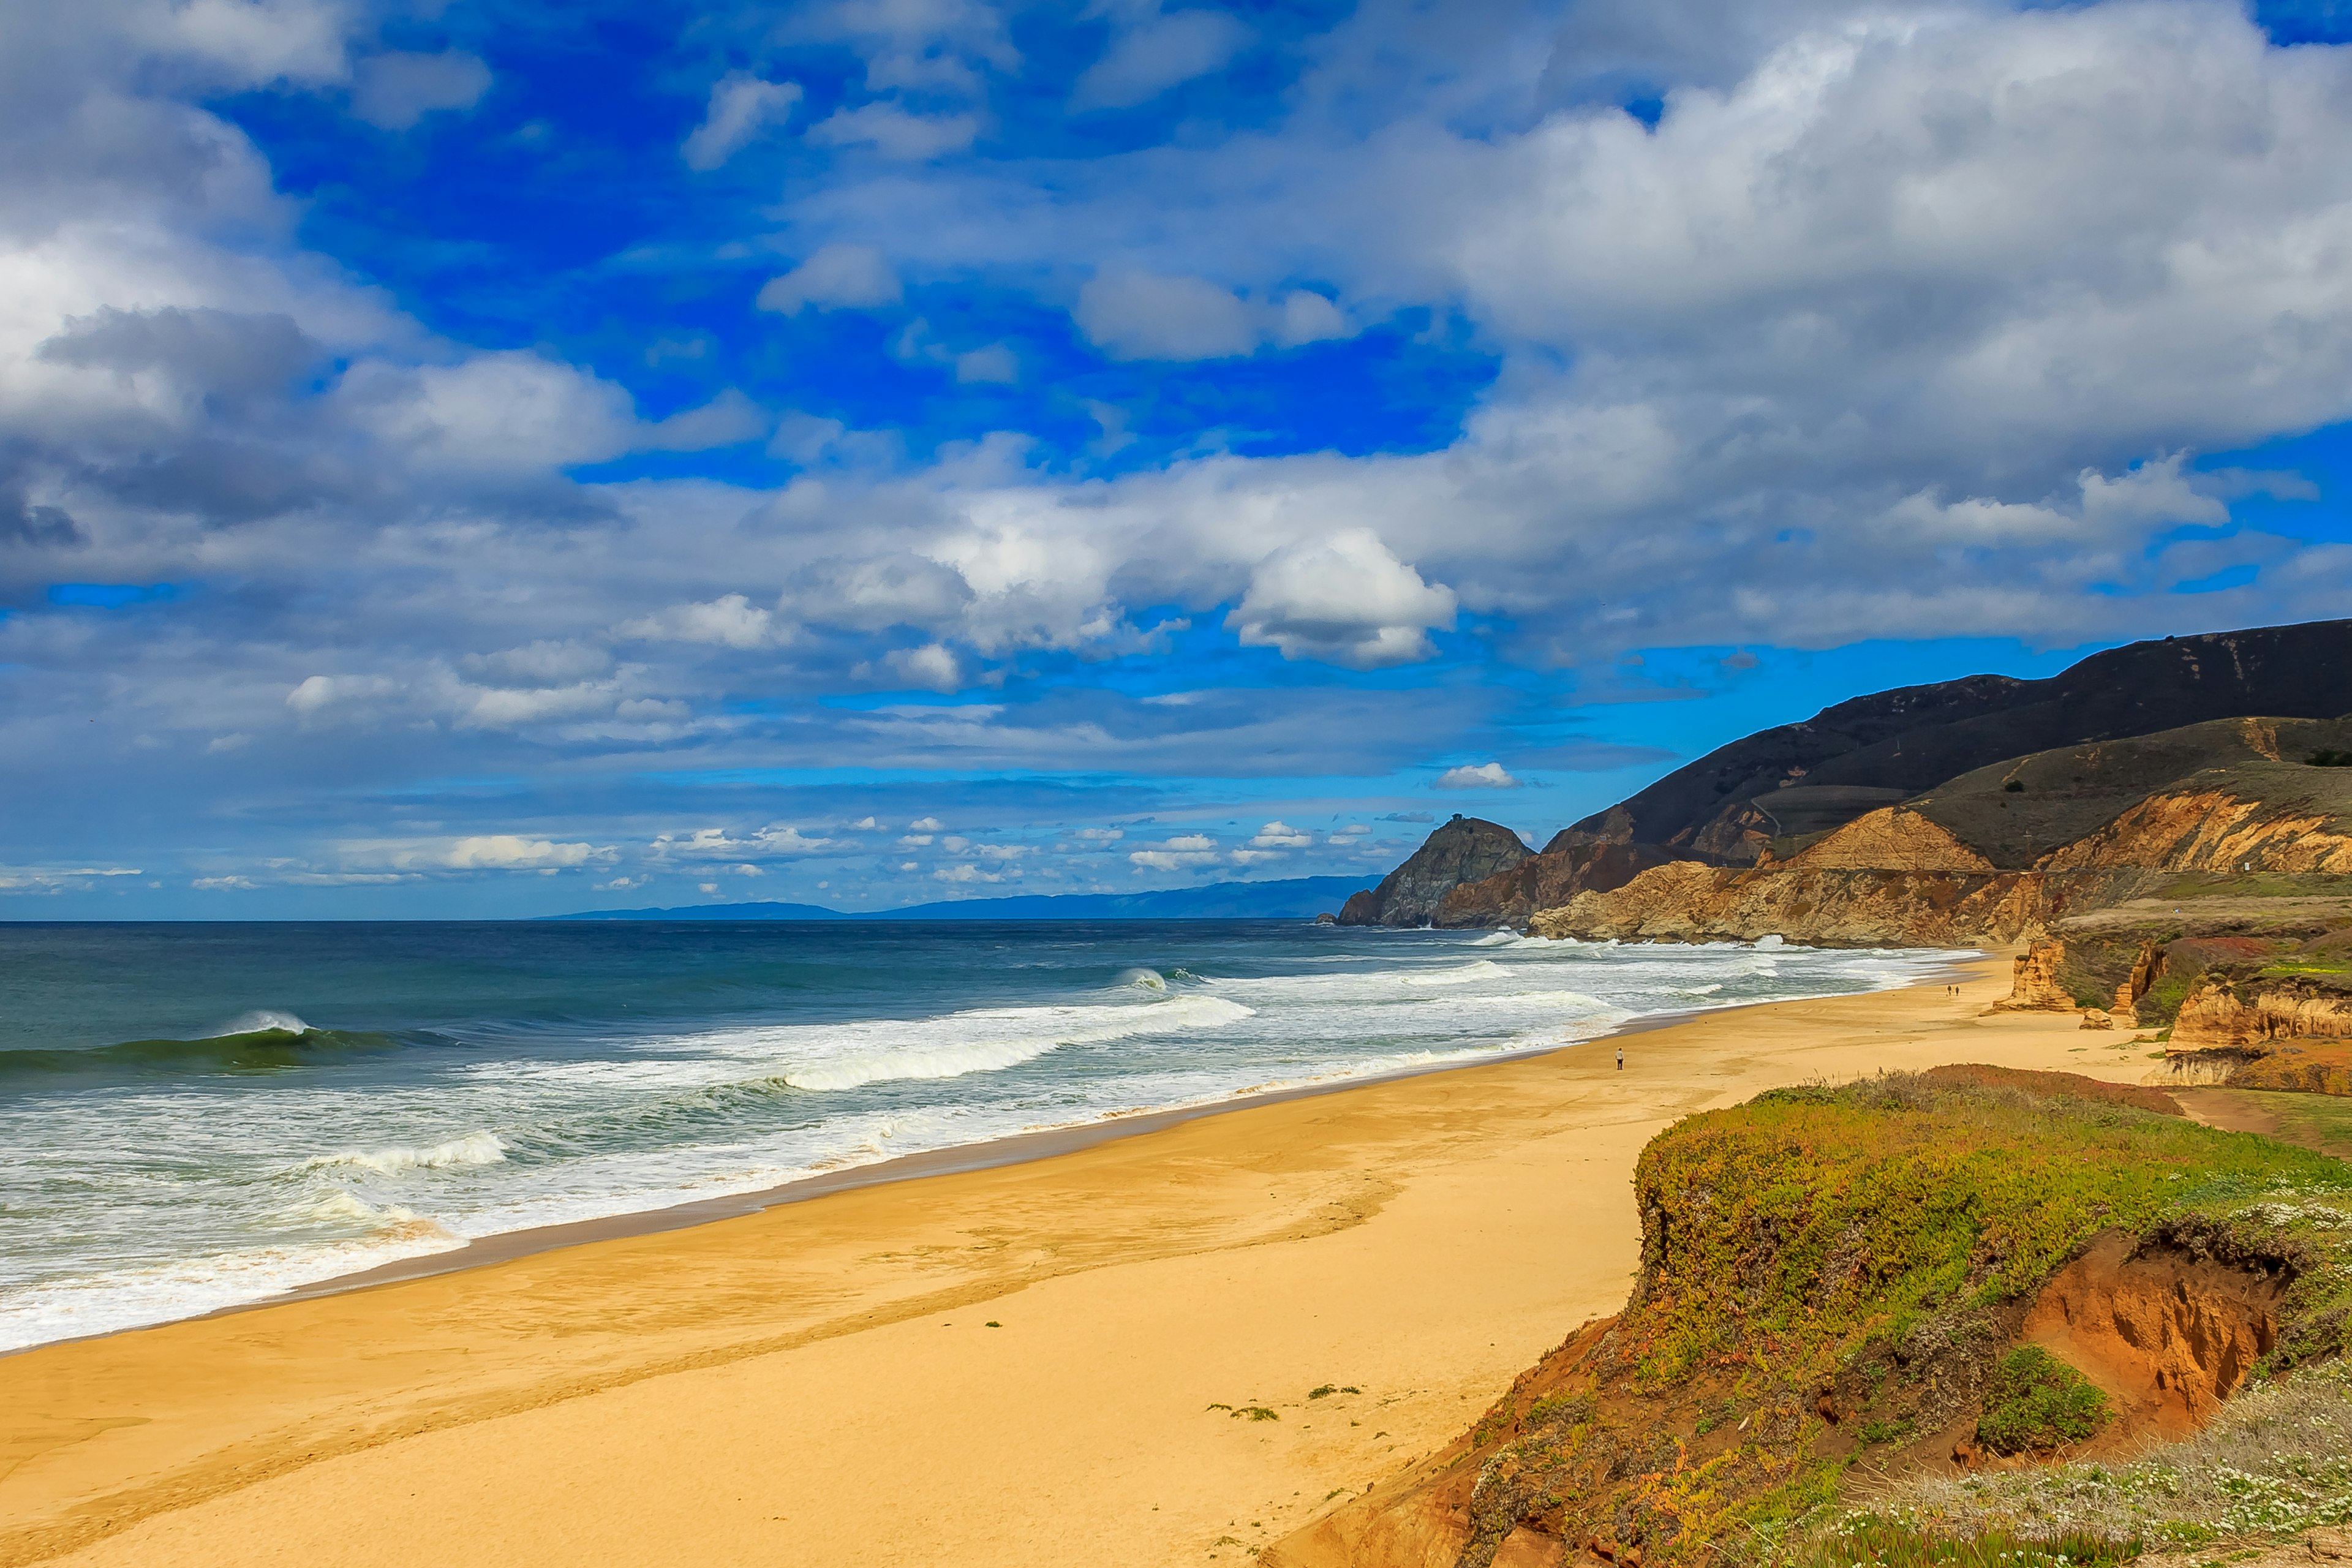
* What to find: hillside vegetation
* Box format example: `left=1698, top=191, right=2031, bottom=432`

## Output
left=1267, top=1071, right=2352, bottom=1568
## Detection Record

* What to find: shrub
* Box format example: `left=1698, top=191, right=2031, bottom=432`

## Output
left=1975, top=1347, right=2109, bottom=1455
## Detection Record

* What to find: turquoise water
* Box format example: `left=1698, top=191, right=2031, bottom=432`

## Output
left=0, top=920, right=1954, bottom=1350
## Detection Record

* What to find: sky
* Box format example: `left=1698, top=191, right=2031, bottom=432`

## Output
left=5, top=0, right=2352, bottom=918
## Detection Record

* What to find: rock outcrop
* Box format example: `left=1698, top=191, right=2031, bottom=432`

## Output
left=2170, top=976, right=2352, bottom=1048
left=1993, top=938, right=2077, bottom=1012
left=1337, top=816, right=1534, bottom=927
left=1773, top=805, right=1996, bottom=872
left=1431, top=837, right=1694, bottom=929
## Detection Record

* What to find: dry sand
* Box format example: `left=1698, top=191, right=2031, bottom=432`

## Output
left=1, top=956, right=2162, bottom=1568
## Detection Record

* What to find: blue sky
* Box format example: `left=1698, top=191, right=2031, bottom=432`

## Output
left=4, top=0, right=2352, bottom=917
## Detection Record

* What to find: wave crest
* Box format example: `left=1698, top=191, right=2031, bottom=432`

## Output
left=301, top=1131, right=508, bottom=1175
left=0, top=1026, right=402, bottom=1083
left=780, top=993, right=1254, bottom=1093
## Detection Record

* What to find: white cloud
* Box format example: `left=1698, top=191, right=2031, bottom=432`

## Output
left=933, top=862, right=1005, bottom=883
left=1072, top=7, right=1251, bottom=110
left=146, top=0, right=351, bottom=87
left=617, top=595, right=791, bottom=650
left=898, top=834, right=935, bottom=847
left=884, top=643, right=961, bottom=690
left=350, top=51, right=492, bottom=131
left=907, top=816, right=944, bottom=831
left=641, top=390, right=769, bottom=451
left=1072, top=826, right=1123, bottom=841
left=1071, top=272, right=1356, bottom=361
left=1228, top=530, right=1458, bottom=669
left=320, top=836, right=606, bottom=872
left=285, top=673, right=398, bottom=716
left=682, top=72, right=802, bottom=170
left=1074, top=271, right=1257, bottom=361
left=806, top=102, right=978, bottom=160
left=1436, top=763, right=1520, bottom=790
left=756, top=245, right=903, bottom=315
left=1128, top=831, right=1219, bottom=871
left=1248, top=820, right=1313, bottom=848
left=652, top=826, right=840, bottom=860
left=443, top=836, right=600, bottom=869
left=850, top=816, right=884, bottom=830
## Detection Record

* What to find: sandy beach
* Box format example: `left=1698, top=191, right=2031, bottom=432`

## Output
left=0, top=956, right=2151, bottom=1568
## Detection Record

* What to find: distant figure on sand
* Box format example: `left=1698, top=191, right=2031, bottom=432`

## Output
left=1616, top=1046, right=1624, bottom=1071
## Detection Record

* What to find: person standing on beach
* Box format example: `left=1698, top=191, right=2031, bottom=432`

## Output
left=1616, top=1046, right=1623, bottom=1071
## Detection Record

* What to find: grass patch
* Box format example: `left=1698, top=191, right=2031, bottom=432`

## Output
left=1853, top=1366, right=2352, bottom=1552
left=1975, top=1348, right=2108, bottom=1455
left=1798, top=1515, right=2137, bottom=1568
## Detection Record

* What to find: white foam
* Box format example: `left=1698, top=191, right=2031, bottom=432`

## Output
left=300, top=1131, right=508, bottom=1175
left=0, top=1224, right=469, bottom=1353
left=1117, top=967, right=1168, bottom=991
left=218, top=1009, right=309, bottom=1036
left=1469, top=930, right=1519, bottom=946
left=1399, top=959, right=1510, bottom=986
left=776, top=994, right=1255, bottom=1093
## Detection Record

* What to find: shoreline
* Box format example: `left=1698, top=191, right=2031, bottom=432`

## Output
left=6, top=949, right=2114, bottom=1568
left=23, top=946, right=1986, bottom=1350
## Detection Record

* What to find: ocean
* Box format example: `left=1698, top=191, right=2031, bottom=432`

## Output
left=0, top=919, right=1958, bottom=1352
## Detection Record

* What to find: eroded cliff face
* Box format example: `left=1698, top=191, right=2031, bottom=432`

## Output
left=1339, top=816, right=1534, bottom=927
left=2040, top=789, right=2352, bottom=874
left=2171, top=976, right=2352, bottom=1047
left=1524, top=863, right=2109, bottom=948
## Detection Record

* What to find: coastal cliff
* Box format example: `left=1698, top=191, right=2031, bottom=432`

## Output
left=1267, top=1070, right=2352, bottom=1568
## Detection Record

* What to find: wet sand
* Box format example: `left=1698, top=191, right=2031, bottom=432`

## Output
left=0, top=956, right=2138, bottom=1568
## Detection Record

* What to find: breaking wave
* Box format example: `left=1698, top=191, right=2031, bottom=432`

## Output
left=776, top=993, right=1255, bottom=1093
left=300, top=1131, right=509, bottom=1175
left=0, top=1025, right=404, bottom=1083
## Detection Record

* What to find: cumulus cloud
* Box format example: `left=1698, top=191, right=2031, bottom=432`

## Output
left=1128, top=831, right=1219, bottom=871
left=617, top=595, right=791, bottom=650
left=350, top=50, right=492, bottom=130
left=1227, top=530, right=1458, bottom=669
left=682, top=72, right=802, bottom=169
left=330, top=836, right=609, bottom=871
left=651, top=826, right=840, bottom=860
left=1436, top=763, right=1520, bottom=790
left=1248, top=820, right=1313, bottom=848
left=756, top=245, right=903, bottom=315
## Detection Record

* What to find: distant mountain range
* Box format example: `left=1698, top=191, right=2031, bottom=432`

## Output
left=546, top=875, right=1371, bottom=922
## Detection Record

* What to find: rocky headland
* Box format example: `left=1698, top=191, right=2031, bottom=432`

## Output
left=1349, top=620, right=2352, bottom=1094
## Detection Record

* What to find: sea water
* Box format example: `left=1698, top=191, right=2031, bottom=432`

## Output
left=0, top=920, right=1958, bottom=1351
